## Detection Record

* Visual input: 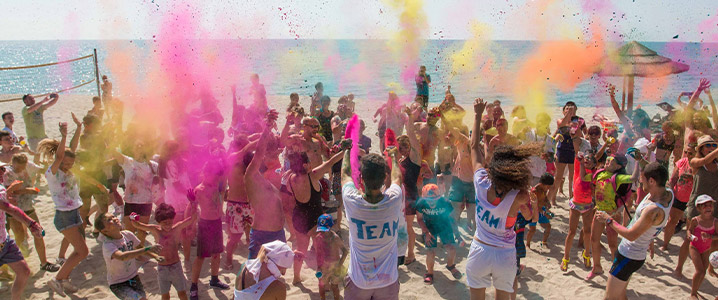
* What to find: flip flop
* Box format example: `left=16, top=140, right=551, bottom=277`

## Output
left=447, top=264, right=462, bottom=280
left=423, top=273, right=434, bottom=285
left=560, top=258, right=569, bottom=272
left=585, top=270, right=603, bottom=280
left=582, top=250, right=592, bottom=269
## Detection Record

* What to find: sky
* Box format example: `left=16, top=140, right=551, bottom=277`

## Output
left=1, top=0, right=716, bottom=42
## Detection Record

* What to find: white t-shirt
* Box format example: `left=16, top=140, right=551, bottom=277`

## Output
left=45, top=168, right=83, bottom=211
left=163, top=160, right=191, bottom=212
left=120, top=155, right=159, bottom=204
left=0, top=186, right=8, bottom=242
left=524, top=130, right=547, bottom=177
left=2, top=127, right=18, bottom=144
left=342, top=182, right=403, bottom=290
left=101, top=230, right=142, bottom=285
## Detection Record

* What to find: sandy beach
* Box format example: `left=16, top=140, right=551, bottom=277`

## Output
left=0, top=93, right=715, bottom=299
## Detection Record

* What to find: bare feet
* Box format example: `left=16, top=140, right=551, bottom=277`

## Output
left=672, top=269, right=684, bottom=279
left=223, top=258, right=234, bottom=270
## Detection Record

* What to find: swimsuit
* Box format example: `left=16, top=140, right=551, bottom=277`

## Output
left=291, top=174, right=324, bottom=235
left=691, top=223, right=716, bottom=254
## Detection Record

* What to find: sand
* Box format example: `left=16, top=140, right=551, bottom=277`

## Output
left=0, top=93, right=715, bottom=299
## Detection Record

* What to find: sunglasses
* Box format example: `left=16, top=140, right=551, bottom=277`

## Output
left=705, top=143, right=718, bottom=148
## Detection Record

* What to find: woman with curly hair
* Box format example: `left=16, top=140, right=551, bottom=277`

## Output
left=465, top=98, right=535, bottom=300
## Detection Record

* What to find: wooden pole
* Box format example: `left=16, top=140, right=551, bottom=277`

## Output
left=93, top=49, right=101, bottom=99
left=621, top=77, right=626, bottom=111
left=627, top=76, right=635, bottom=114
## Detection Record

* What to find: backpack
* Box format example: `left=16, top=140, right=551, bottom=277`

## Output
left=593, top=169, right=633, bottom=218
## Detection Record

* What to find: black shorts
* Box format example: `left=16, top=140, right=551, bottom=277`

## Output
left=124, top=203, right=153, bottom=217
left=609, top=252, right=644, bottom=281
left=672, top=199, right=687, bottom=212
left=556, top=148, right=575, bottom=164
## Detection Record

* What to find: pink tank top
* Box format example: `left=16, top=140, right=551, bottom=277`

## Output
left=691, top=223, right=716, bottom=254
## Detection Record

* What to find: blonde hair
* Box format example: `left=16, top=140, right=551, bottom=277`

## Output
left=11, top=153, right=27, bottom=165
left=255, top=246, right=270, bottom=264
left=36, top=138, right=59, bottom=165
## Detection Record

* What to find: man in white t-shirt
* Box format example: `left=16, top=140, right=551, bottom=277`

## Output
left=341, top=146, right=403, bottom=300
left=1, top=112, right=19, bottom=145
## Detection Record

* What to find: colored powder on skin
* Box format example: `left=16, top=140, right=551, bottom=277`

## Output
left=384, top=128, right=397, bottom=174
left=345, top=115, right=361, bottom=186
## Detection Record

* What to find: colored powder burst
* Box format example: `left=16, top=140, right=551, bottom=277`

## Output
left=344, top=115, right=361, bottom=186
left=514, top=22, right=606, bottom=116
left=384, top=0, right=428, bottom=88
left=450, top=21, right=492, bottom=77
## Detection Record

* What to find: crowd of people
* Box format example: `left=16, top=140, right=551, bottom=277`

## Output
left=0, top=68, right=716, bottom=300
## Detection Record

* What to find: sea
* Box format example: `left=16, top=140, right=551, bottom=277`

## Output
left=0, top=39, right=716, bottom=108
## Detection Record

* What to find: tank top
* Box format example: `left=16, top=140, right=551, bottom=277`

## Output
left=618, top=189, right=673, bottom=260
left=292, top=175, right=324, bottom=221
left=688, top=163, right=718, bottom=208
left=556, top=126, right=574, bottom=152
left=473, top=169, right=517, bottom=248
left=234, top=269, right=276, bottom=300
left=691, top=222, right=716, bottom=253
left=673, top=157, right=693, bottom=203
left=401, top=158, right=421, bottom=201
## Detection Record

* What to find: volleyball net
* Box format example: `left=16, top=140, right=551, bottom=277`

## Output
left=0, top=50, right=100, bottom=103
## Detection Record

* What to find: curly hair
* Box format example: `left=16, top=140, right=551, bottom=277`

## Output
left=154, top=203, right=177, bottom=223
left=487, top=143, right=543, bottom=192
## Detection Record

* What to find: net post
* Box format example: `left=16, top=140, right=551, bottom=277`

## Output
left=93, top=48, right=101, bottom=99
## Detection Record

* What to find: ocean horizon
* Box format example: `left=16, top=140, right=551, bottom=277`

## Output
left=1, top=39, right=716, bottom=108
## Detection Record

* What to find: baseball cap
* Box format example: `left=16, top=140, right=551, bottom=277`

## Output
left=612, top=154, right=628, bottom=166
left=316, top=214, right=334, bottom=232
left=696, top=194, right=715, bottom=206
left=422, top=184, right=441, bottom=199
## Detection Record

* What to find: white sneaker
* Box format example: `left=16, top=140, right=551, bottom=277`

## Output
left=48, top=278, right=66, bottom=297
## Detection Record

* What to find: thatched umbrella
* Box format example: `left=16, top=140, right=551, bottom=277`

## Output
left=596, top=41, right=689, bottom=112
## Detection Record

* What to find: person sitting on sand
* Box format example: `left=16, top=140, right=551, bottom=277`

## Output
left=233, top=241, right=295, bottom=300
left=465, top=98, right=533, bottom=300
left=0, top=174, right=45, bottom=300
left=95, top=212, right=163, bottom=300
left=595, top=162, right=672, bottom=300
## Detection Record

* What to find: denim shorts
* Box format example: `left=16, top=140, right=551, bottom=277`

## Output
left=54, top=209, right=83, bottom=232
left=110, top=275, right=146, bottom=300
left=158, top=262, right=187, bottom=294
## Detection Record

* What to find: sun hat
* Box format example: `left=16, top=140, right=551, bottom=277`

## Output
left=696, top=194, right=716, bottom=205
left=697, top=135, right=716, bottom=148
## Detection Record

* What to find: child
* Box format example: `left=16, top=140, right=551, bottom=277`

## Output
left=526, top=173, right=555, bottom=249
left=416, top=184, right=461, bottom=284
left=511, top=186, right=538, bottom=300
left=189, top=161, right=230, bottom=300
left=314, top=214, right=347, bottom=300
left=3, top=153, right=60, bottom=272
left=130, top=201, right=198, bottom=300
left=95, top=212, right=162, bottom=300
left=687, top=195, right=718, bottom=299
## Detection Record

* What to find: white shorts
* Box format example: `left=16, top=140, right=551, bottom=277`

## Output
left=465, top=239, right=517, bottom=292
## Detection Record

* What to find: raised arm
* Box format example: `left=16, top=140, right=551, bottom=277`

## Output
left=404, top=107, right=422, bottom=165
left=389, top=148, right=401, bottom=185
left=50, top=123, right=68, bottom=175
left=471, top=98, right=487, bottom=171
left=43, top=94, right=59, bottom=110
left=608, top=85, right=634, bottom=137
left=69, top=113, right=82, bottom=152
left=247, top=125, right=271, bottom=175
left=340, top=148, right=353, bottom=186
left=690, top=147, right=718, bottom=169
left=128, top=219, right=160, bottom=236
left=26, top=96, right=49, bottom=113
left=706, top=89, right=717, bottom=129
left=312, top=148, right=347, bottom=177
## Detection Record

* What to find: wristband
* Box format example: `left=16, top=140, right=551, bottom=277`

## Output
left=605, top=218, right=613, bottom=226
left=144, top=246, right=152, bottom=252
left=28, top=220, right=37, bottom=229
